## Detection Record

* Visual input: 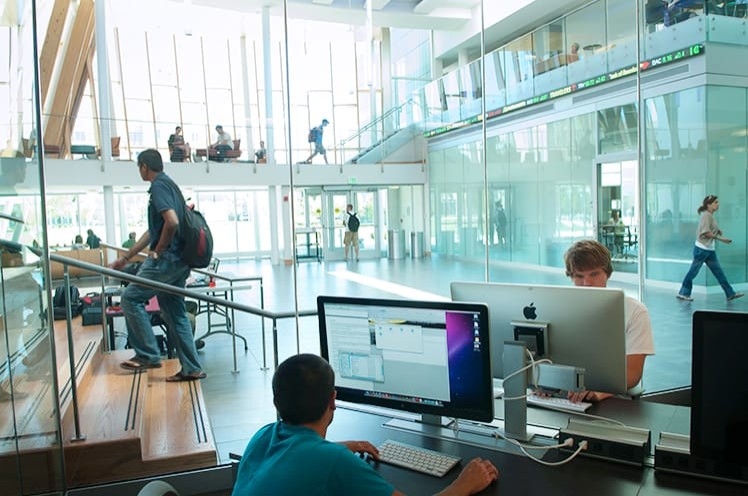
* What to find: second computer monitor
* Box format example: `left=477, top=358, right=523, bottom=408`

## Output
left=450, top=282, right=627, bottom=395
left=318, top=295, right=494, bottom=424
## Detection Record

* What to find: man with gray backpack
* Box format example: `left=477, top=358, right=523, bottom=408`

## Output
left=343, top=203, right=360, bottom=262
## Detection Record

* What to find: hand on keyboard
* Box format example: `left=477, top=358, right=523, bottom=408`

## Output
left=527, top=391, right=592, bottom=413
left=567, top=389, right=612, bottom=403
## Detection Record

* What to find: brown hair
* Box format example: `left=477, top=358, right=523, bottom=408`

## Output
left=564, top=239, right=613, bottom=278
left=697, top=195, right=717, bottom=214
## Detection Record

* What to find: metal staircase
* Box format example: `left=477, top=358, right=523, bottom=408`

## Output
left=339, top=99, right=424, bottom=164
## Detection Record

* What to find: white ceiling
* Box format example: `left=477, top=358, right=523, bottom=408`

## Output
left=186, top=0, right=482, bottom=30
left=176, top=0, right=593, bottom=65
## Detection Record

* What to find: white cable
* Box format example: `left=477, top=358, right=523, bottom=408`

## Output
left=516, top=440, right=588, bottom=467
left=502, top=358, right=552, bottom=383
left=502, top=394, right=528, bottom=401
left=564, top=410, right=626, bottom=426
left=492, top=429, right=573, bottom=451
left=492, top=430, right=588, bottom=466
left=495, top=431, right=588, bottom=466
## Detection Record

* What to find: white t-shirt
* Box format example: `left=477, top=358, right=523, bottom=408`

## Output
left=622, top=296, right=654, bottom=395
left=625, top=296, right=655, bottom=357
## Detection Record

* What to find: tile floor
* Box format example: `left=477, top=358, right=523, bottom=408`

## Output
left=189, top=256, right=747, bottom=463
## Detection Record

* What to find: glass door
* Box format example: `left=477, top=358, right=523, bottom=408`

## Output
left=322, top=191, right=350, bottom=261
left=321, top=189, right=382, bottom=261
left=597, top=158, right=639, bottom=270
left=352, top=190, right=379, bottom=259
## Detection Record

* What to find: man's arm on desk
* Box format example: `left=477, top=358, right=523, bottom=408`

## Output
left=432, top=458, right=499, bottom=496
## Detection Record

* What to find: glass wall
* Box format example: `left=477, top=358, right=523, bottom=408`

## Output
left=5, top=0, right=748, bottom=491
left=1, top=1, right=65, bottom=493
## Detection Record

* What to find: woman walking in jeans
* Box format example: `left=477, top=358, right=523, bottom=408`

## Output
left=677, top=195, right=744, bottom=302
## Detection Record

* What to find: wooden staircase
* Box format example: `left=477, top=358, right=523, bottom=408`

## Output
left=1, top=314, right=217, bottom=491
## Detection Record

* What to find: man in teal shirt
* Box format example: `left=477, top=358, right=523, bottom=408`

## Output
left=232, top=354, right=498, bottom=496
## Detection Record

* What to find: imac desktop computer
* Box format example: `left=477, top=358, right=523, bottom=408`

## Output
left=317, top=295, right=494, bottom=427
left=450, top=282, right=627, bottom=396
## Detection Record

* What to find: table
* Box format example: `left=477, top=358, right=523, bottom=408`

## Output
left=186, top=272, right=264, bottom=372
left=105, top=295, right=161, bottom=352
left=188, top=283, right=253, bottom=348
left=322, top=400, right=745, bottom=496
left=294, top=228, right=322, bottom=263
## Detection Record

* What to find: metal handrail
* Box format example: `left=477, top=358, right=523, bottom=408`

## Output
left=338, top=98, right=414, bottom=148
left=46, top=247, right=316, bottom=441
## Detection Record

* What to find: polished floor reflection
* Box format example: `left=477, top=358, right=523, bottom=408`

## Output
left=194, top=256, right=747, bottom=463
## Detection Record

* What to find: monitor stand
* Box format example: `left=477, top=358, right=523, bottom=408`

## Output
left=384, top=413, right=453, bottom=431
left=497, top=340, right=533, bottom=442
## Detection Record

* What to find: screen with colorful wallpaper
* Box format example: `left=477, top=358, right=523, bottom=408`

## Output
left=318, top=295, right=493, bottom=423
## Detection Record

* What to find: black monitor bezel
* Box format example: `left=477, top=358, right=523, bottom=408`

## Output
left=691, top=310, right=748, bottom=469
left=317, top=295, right=494, bottom=423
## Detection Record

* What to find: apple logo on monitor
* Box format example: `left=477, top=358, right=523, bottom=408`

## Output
left=523, top=302, right=537, bottom=320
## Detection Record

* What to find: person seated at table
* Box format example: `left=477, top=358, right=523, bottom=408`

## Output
left=606, top=209, right=626, bottom=255
left=568, top=42, right=580, bottom=62
left=562, top=240, right=655, bottom=403
left=212, top=125, right=233, bottom=162
left=122, top=231, right=137, bottom=249
left=72, top=234, right=87, bottom=249
left=86, top=229, right=101, bottom=249
left=254, top=140, right=267, bottom=163
left=231, top=353, right=499, bottom=496
left=168, top=126, right=190, bottom=162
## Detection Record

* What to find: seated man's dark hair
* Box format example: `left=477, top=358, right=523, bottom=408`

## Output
left=272, top=353, right=335, bottom=425
left=564, top=239, right=613, bottom=277
left=138, top=148, right=164, bottom=173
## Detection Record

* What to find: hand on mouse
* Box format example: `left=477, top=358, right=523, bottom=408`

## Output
left=339, top=440, right=380, bottom=461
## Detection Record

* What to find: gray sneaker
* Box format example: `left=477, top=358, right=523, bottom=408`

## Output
left=727, top=292, right=744, bottom=302
left=676, top=294, right=693, bottom=302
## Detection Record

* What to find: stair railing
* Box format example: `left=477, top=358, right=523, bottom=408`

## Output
left=43, top=246, right=316, bottom=442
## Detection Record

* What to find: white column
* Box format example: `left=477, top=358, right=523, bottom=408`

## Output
left=240, top=34, right=255, bottom=162
left=458, top=48, right=470, bottom=68
left=95, top=0, right=112, bottom=160
left=381, top=28, right=394, bottom=136
left=103, top=186, right=116, bottom=259
left=262, top=7, right=275, bottom=165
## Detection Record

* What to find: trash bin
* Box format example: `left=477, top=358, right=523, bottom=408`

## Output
left=410, top=231, right=424, bottom=259
left=388, top=229, right=406, bottom=259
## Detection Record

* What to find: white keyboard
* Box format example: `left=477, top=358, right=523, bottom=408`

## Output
left=377, top=439, right=461, bottom=477
left=526, top=394, right=592, bottom=413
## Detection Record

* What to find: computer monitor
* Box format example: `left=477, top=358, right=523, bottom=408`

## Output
left=317, top=295, right=494, bottom=424
left=450, top=281, right=627, bottom=395
left=691, top=310, right=748, bottom=477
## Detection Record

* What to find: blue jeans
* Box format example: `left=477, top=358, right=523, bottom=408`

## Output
left=678, top=246, right=736, bottom=298
left=121, top=256, right=202, bottom=374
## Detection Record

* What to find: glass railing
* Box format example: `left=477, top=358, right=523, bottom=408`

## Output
left=337, top=99, right=423, bottom=164
left=416, top=5, right=748, bottom=139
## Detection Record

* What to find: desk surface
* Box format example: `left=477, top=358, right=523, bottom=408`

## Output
left=325, top=401, right=743, bottom=496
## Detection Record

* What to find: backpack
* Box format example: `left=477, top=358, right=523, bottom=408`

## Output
left=181, top=204, right=214, bottom=268
left=52, top=284, right=82, bottom=320
left=166, top=178, right=214, bottom=269
left=307, top=127, right=319, bottom=143
left=347, top=213, right=360, bottom=233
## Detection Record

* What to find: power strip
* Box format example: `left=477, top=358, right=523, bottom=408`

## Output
left=559, top=418, right=651, bottom=466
